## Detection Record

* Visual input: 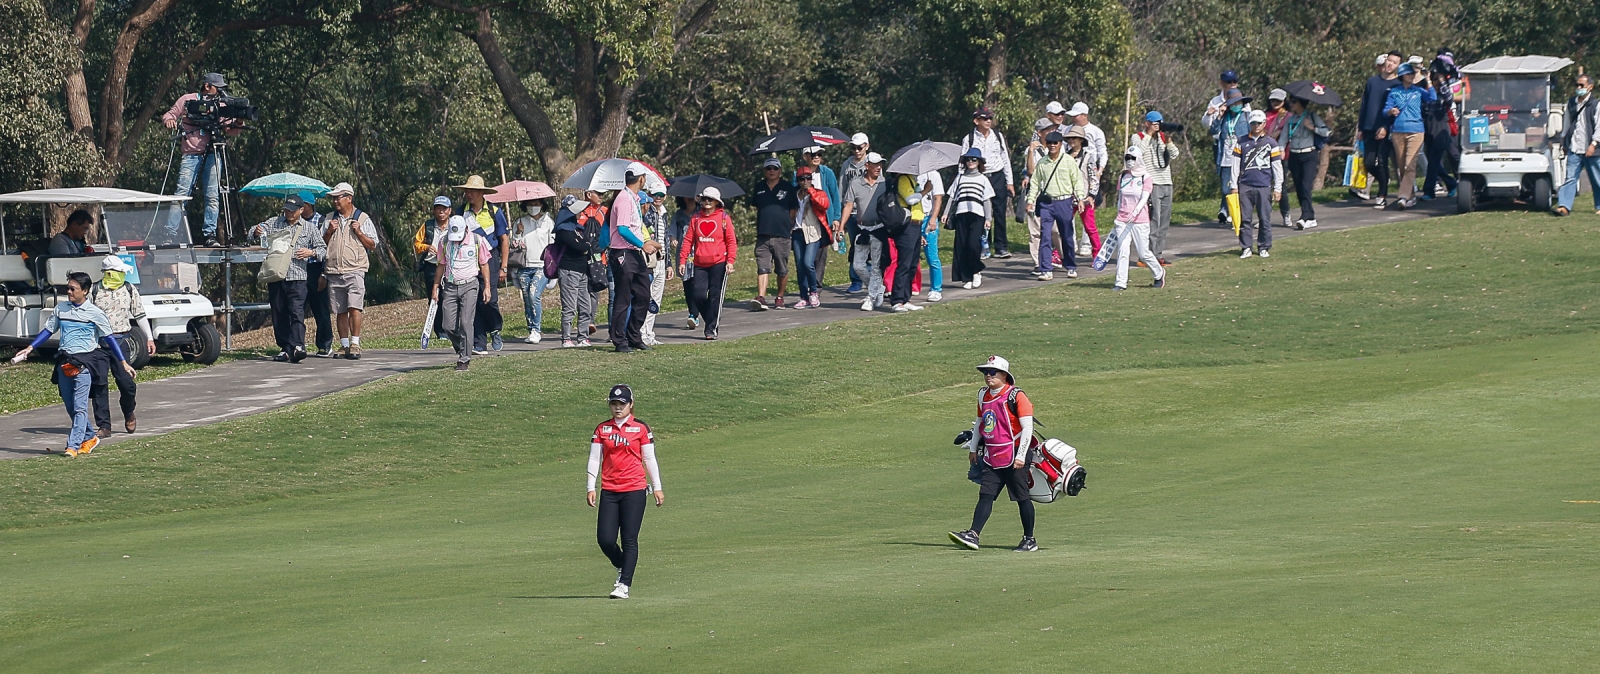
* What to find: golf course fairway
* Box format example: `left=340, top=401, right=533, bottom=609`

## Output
left=2, top=210, right=1598, bottom=671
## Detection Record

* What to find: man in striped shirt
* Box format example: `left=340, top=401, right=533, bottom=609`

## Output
left=1129, top=111, right=1180, bottom=264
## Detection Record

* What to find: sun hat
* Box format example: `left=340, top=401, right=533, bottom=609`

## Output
left=1145, top=110, right=1164, bottom=122
left=101, top=255, right=133, bottom=273
left=1223, top=88, right=1252, bottom=107
left=1067, top=102, right=1089, bottom=117
left=327, top=182, right=355, bottom=197
left=1045, top=101, right=1066, bottom=115
left=455, top=175, right=494, bottom=192
left=446, top=215, right=468, bottom=242
left=200, top=72, right=227, bottom=89
left=699, top=186, right=723, bottom=204
left=977, top=355, right=1014, bottom=384
left=1063, top=126, right=1088, bottom=141
left=608, top=384, right=634, bottom=403
left=432, top=195, right=452, bottom=208
left=850, top=132, right=870, bottom=146
left=1248, top=109, right=1267, bottom=124
left=1397, top=63, right=1416, bottom=77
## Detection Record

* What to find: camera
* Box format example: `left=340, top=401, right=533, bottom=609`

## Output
left=1159, top=121, right=1185, bottom=134
left=184, top=94, right=259, bottom=129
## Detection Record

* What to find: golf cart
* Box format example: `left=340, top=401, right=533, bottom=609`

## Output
left=1455, top=55, right=1575, bottom=213
left=0, top=188, right=221, bottom=367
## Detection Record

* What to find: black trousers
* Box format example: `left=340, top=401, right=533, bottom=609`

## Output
left=607, top=249, right=651, bottom=348
left=686, top=262, right=728, bottom=337
left=1287, top=150, right=1320, bottom=221
left=267, top=279, right=307, bottom=353
left=473, top=253, right=503, bottom=351
left=1362, top=129, right=1392, bottom=197
left=971, top=464, right=1035, bottom=537
left=597, top=489, right=647, bottom=586
left=889, top=225, right=921, bottom=306
left=986, top=172, right=1011, bottom=254
left=91, top=340, right=135, bottom=430
left=304, top=275, right=332, bottom=351
left=950, top=212, right=986, bottom=282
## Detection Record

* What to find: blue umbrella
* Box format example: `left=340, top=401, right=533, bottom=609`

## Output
left=239, top=172, right=331, bottom=198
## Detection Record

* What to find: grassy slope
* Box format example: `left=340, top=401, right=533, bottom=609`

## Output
left=2, top=210, right=1599, bottom=670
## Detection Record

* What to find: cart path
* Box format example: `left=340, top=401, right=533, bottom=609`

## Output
left=1, top=198, right=1453, bottom=458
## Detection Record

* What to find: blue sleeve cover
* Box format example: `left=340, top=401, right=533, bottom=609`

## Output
left=618, top=223, right=646, bottom=247
left=28, top=329, right=53, bottom=349
left=102, top=334, right=127, bottom=362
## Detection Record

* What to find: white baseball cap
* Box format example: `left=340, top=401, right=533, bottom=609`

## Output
left=1067, top=102, right=1089, bottom=116
left=1124, top=145, right=1144, bottom=161
left=1045, top=101, right=1066, bottom=115
left=101, top=255, right=133, bottom=273
left=328, top=182, right=355, bottom=197
left=1248, top=109, right=1268, bottom=124
left=977, top=355, right=1014, bottom=383
left=850, top=132, right=870, bottom=146
left=803, top=145, right=823, bottom=155
left=698, top=186, right=723, bottom=203
left=446, top=214, right=468, bottom=242
left=865, top=152, right=884, bottom=164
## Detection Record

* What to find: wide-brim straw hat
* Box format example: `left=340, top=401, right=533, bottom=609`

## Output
left=454, top=175, right=494, bottom=192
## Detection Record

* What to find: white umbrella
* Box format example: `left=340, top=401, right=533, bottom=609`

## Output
left=886, top=141, right=963, bottom=175
left=561, top=158, right=668, bottom=193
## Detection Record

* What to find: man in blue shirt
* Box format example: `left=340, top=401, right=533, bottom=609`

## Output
left=10, top=271, right=132, bottom=456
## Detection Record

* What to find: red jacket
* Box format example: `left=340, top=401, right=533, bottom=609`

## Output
left=678, top=208, right=738, bottom=268
left=800, top=185, right=833, bottom=240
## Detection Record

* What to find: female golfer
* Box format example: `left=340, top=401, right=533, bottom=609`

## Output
left=10, top=271, right=134, bottom=457
left=587, top=384, right=664, bottom=599
left=949, top=355, right=1038, bottom=552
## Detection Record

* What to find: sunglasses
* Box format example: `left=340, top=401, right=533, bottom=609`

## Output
left=763, top=166, right=780, bottom=171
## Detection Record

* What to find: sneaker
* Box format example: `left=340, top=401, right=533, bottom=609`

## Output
left=273, top=351, right=289, bottom=362
left=1077, top=245, right=1091, bottom=257
left=892, top=304, right=910, bottom=313
left=995, top=251, right=1013, bottom=259
left=791, top=297, right=811, bottom=309
left=1353, top=188, right=1371, bottom=201
left=1418, top=193, right=1434, bottom=201
left=1217, top=210, right=1228, bottom=225
left=810, top=292, right=821, bottom=308
left=1038, top=272, right=1054, bottom=281
left=973, top=273, right=982, bottom=288
left=1293, top=218, right=1305, bottom=230
left=980, top=250, right=992, bottom=260
left=773, top=296, right=786, bottom=310
left=1153, top=276, right=1166, bottom=289
left=1240, top=248, right=1253, bottom=259
left=562, top=340, right=577, bottom=348
left=472, top=349, right=489, bottom=356
left=961, top=281, right=973, bottom=290
left=454, top=362, right=469, bottom=371
left=64, top=447, right=79, bottom=458
left=610, top=583, right=630, bottom=600
left=201, top=237, right=222, bottom=248
left=314, top=347, right=334, bottom=358
left=291, top=346, right=308, bottom=363
left=861, top=298, right=875, bottom=311
left=1013, top=536, right=1038, bottom=552
left=1064, top=269, right=1077, bottom=279
left=615, top=345, right=634, bottom=353
left=1112, top=286, right=1125, bottom=292
left=1373, top=197, right=1387, bottom=209
left=846, top=282, right=863, bottom=293
left=1447, top=188, right=1457, bottom=198
left=1260, top=250, right=1270, bottom=258
left=577, top=339, right=592, bottom=348
left=1159, top=258, right=1172, bottom=266
left=491, top=331, right=503, bottom=351
left=948, top=529, right=980, bottom=550
left=705, top=331, right=718, bottom=340
left=77, top=436, right=98, bottom=456
left=907, top=303, right=924, bottom=311
left=1302, top=219, right=1319, bottom=229
left=749, top=296, right=769, bottom=311
left=686, top=316, right=699, bottom=330
left=928, top=291, right=942, bottom=302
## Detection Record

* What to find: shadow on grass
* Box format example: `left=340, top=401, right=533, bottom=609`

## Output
left=508, top=595, right=612, bottom=600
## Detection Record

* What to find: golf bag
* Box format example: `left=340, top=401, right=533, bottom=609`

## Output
left=1026, top=437, right=1086, bottom=503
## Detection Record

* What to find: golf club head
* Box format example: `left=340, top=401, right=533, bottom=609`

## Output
left=953, top=430, right=973, bottom=446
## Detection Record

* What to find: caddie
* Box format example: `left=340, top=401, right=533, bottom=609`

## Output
left=949, top=355, right=1039, bottom=552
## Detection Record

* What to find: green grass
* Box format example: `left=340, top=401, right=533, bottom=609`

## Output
left=2, top=210, right=1599, bottom=670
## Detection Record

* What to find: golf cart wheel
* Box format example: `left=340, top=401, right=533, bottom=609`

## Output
left=1532, top=177, right=1552, bottom=212
left=124, top=325, right=153, bottom=370
left=1456, top=178, right=1477, bottom=214
left=182, top=321, right=222, bottom=364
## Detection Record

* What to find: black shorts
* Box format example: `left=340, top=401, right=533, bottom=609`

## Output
left=978, top=463, right=1029, bottom=502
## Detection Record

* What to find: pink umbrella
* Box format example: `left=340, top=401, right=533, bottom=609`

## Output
left=486, top=180, right=557, bottom=204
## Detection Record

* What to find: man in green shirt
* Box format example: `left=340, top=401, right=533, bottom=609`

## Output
left=1024, top=130, right=1087, bottom=280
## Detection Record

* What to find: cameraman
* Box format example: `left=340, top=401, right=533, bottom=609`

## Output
left=1129, top=111, right=1179, bottom=264
left=161, top=72, right=242, bottom=247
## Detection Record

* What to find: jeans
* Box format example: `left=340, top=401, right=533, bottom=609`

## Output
left=58, top=367, right=94, bottom=450
left=845, top=217, right=862, bottom=285
left=168, top=153, right=221, bottom=238
left=790, top=231, right=821, bottom=296
left=1239, top=185, right=1274, bottom=251
left=1217, top=163, right=1235, bottom=219
left=1113, top=221, right=1164, bottom=289
left=440, top=278, right=479, bottom=364
left=1036, top=198, right=1077, bottom=273
left=1558, top=152, right=1600, bottom=212
left=852, top=228, right=888, bottom=304
left=557, top=267, right=597, bottom=341
left=1148, top=183, right=1174, bottom=257
left=921, top=222, right=943, bottom=293
left=517, top=267, right=552, bottom=334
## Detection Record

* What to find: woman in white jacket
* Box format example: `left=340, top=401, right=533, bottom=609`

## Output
left=512, top=198, right=555, bottom=343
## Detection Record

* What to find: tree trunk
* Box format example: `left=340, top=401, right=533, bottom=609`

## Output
left=98, top=0, right=182, bottom=162
left=984, top=37, right=1007, bottom=106
left=61, top=0, right=97, bottom=138
left=460, top=7, right=573, bottom=182
left=573, top=35, right=603, bottom=149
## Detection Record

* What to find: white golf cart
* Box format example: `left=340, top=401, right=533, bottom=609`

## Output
left=1455, top=55, right=1575, bottom=213
left=0, top=188, right=221, bottom=367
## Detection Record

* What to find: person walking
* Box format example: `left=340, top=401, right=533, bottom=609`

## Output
left=838, top=153, right=890, bottom=312
left=430, top=215, right=492, bottom=371
left=1203, top=70, right=1250, bottom=224
left=791, top=166, right=832, bottom=309
left=943, top=148, right=995, bottom=289
left=1383, top=63, right=1436, bottom=209
left=1262, top=89, right=1293, bottom=227
left=885, top=173, right=928, bottom=313
left=1129, top=111, right=1179, bottom=263
left=1358, top=53, right=1402, bottom=206
left=1556, top=73, right=1600, bottom=217
left=677, top=187, right=737, bottom=340
left=667, top=197, right=700, bottom=330
left=251, top=195, right=326, bottom=363
left=512, top=198, right=555, bottom=343
left=9, top=272, right=134, bottom=457
left=413, top=196, right=453, bottom=344
left=554, top=194, right=605, bottom=348
left=948, top=356, right=1038, bottom=552
left=1022, top=103, right=1071, bottom=266
left=1067, top=102, right=1107, bottom=257
left=750, top=157, right=798, bottom=310
left=960, top=108, right=1015, bottom=259
left=915, top=169, right=946, bottom=302
left=320, top=182, right=377, bottom=360
left=1279, top=98, right=1331, bottom=229
left=1420, top=67, right=1460, bottom=201
left=1109, top=147, right=1167, bottom=291
left=299, top=196, right=334, bottom=357
left=88, top=255, right=151, bottom=437
left=1232, top=110, right=1284, bottom=258
left=456, top=176, right=510, bottom=353
left=837, top=133, right=872, bottom=293
left=799, top=147, right=843, bottom=286
left=1210, top=88, right=1253, bottom=229
left=1025, top=130, right=1088, bottom=281
left=638, top=188, right=672, bottom=346
left=586, top=384, right=664, bottom=600
left=606, top=169, right=661, bottom=352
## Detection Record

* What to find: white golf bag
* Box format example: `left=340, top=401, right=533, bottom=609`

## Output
left=1024, top=435, right=1086, bottom=503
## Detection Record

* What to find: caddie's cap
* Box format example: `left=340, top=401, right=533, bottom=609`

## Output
left=976, top=355, right=1014, bottom=383
left=608, top=384, right=634, bottom=403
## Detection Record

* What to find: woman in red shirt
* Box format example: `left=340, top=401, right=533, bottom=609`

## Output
left=587, top=384, right=664, bottom=599
left=677, top=187, right=738, bottom=340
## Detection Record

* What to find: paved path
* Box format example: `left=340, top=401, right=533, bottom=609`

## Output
left=1, top=198, right=1451, bottom=458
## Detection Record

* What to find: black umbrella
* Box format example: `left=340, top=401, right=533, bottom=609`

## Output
left=749, top=125, right=850, bottom=155
left=666, top=174, right=745, bottom=200
left=1282, top=80, right=1344, bottom=107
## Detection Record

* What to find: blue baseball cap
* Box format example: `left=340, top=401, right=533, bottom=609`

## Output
left=1220, top=70, right=1239, bottom=83
left=1145, top=111, right=1164, bottom=122
left=432, top=195, right=452, bottom=208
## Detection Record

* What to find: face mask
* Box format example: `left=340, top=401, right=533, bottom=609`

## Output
left=1579, top=88, right=1592, bottom=98
left=1229, top=104, right=1243, bottom=113
left=101, top=270, right=126, bottom=290
left=528, top=206, right=543, bottom=216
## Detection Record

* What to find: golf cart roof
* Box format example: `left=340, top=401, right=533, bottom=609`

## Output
left=0, top=188, right=189, bottom=205
left=1459, top=56, right=1574, bottom=76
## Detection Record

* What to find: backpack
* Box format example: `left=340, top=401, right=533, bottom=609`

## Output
left=875, top=186, right=911, bottom=234
left=540, top=241, right=562, bottom=279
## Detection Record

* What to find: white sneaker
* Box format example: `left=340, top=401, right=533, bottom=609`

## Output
left=928, top=291, right=942, bottom=302
left=610, top=583, right=630, bottom=599
left=1260, top=250, right=1270, bottom=258
left=1240, top=248, right=1253, bottom=259
left=686, top=316, right=698, bottom=330
left=1077, top=245, right=1091, bottom=257
left=1373, top=197, right=1387, bottom=209
left=892, top=304, right=910, bottom=313
left=961, top=281, right=973, bottom=290
left=1293, top=219, right=1305, bottom=230
left=907, top=303, right=924, bottom=311
left=1353, top=188, right=1371, bottom=200
left=1039, top=272, right=1054, bottom=281
left=972, top=273, right=982, bottom=288
left=1302, top=219, right=1319, bottom=229
left=1064, top=269, right=1076, bottom=279
left=525, top=332, right=541, bottom=344
left=861, top=298, right=875, bottom=311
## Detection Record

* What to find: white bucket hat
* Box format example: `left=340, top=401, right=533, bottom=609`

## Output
left=977, top=355, right=1014, bottom=383
left=698, top=186, right=723, bottom=204
left=101, top=255, right=133, bottom=273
